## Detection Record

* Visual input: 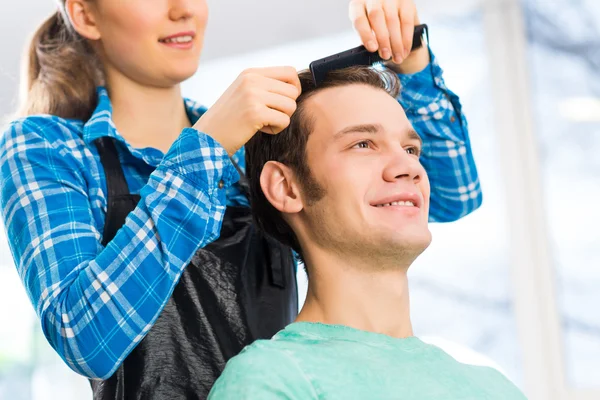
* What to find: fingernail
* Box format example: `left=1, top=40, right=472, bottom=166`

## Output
left=381, top=48, right=391, bottom=60
left=393, top=53, right=403, bottom=63
left=404, top=48, right=410, bottom=58
left=367, top=41, right=377, bottom=51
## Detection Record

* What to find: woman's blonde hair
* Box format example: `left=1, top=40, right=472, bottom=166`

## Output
left=18, top=3, right=104, bottom=121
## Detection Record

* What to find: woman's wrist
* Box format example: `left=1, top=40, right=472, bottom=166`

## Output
left=384, top=44, right=430, bottom=75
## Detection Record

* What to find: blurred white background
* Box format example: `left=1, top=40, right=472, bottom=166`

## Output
left=0, top=0, right=598, bottom=399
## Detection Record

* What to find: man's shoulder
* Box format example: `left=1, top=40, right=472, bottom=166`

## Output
left=421, top=341, right=526, bottom=399
left=459, top=364, right=527, bottom=399
left=221, top=337, right=301, bottom=377
left=208, top=339, right=317, bottom=399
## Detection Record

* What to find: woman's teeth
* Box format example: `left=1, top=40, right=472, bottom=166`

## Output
left=161, top=36, right=193, bottom=44
left=375, top=201, right=415, bottom=207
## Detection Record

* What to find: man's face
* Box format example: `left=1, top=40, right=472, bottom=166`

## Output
left=294, top=83, right=431, bottom=266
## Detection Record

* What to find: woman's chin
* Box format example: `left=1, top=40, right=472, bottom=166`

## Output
left=160, top=67, right=199, bottom=87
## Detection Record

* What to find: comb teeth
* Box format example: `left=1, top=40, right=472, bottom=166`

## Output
left=309, top=46, right=382, bottom=86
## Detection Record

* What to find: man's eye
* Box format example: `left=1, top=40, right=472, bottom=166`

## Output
left=406, top=146, right=421, bottom=156
left=352, top=141, right=372, bottom=149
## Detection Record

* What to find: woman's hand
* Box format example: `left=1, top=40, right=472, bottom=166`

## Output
left=349, top=0, right=420, bottom=65
left=194, top=67, right=301, bottom=155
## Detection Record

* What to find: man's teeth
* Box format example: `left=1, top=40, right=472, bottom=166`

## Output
left=162, top=36, right=193, bottom=44
left=375, top=201, right=415, bottom=207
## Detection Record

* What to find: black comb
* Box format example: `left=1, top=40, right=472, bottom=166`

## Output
left=309, top=24, right=428, bottom=87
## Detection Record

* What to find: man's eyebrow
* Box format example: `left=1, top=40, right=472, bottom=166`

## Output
left=333, top=124, right=423, bottom=147
left=333, top=123, right=383, bottom=140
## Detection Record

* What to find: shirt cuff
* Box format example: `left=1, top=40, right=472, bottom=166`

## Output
left=159, top=127, right=240, bottom=197
left=396, top=49, right=464, bottom=117
left=397, top=49, right=443, bottom=90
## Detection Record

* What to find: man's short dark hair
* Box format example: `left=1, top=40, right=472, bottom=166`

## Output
left=245, top=66, right=401, bottom=261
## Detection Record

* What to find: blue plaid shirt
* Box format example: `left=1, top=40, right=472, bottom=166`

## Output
left=0, top=53, right=481, bottom=380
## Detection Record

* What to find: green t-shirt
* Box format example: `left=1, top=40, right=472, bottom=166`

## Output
left=209, top=322, right=527, bottom=399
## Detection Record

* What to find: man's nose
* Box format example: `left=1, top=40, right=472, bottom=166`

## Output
left=382, top=150, right=424, bottom=185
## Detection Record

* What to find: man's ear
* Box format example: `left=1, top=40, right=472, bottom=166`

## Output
left=65, top=0, right=101, bottom=40
left=260, top=161, right=304, bottom=214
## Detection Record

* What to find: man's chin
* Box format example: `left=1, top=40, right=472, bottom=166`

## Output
left=370, top=231, right=432, bottom=262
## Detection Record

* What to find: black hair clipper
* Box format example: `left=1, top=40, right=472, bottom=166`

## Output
left=309, top=24, right=428, bottom=87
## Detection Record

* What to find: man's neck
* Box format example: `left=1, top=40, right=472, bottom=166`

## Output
left=296, top=250, right=413, bottom=339
left=105, top=71, right=191, bottom=153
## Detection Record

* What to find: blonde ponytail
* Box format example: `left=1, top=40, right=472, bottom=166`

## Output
left=18, top=9, right=103, bottom=121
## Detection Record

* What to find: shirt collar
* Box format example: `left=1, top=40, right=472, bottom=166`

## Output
left=83, top=87, right=206, bottom=161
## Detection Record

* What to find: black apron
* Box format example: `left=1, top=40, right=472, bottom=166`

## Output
left=90, top=137, right=298, bottom=399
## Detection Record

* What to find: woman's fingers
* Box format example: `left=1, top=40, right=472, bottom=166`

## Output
left=383, top=0, right=404, bottom=63
left=349, top=0, right=420, bottom=63
left=349, top=0, right=378, bottom=52
left=366, top=0, right=392, bottom=60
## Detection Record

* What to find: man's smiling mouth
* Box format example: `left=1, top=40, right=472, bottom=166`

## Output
left=374, top=201, right=416, bottom=208
left=370, top=192, right=422, bottom=209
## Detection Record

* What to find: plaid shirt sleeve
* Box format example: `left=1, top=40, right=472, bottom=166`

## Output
left=397, top=51, right=482, bottom=222
left=0, top=120, right=239, bottom=379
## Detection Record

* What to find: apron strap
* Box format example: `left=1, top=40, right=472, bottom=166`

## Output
left=95, top=137, right=132, bottom=200
left=92, top=136, right=133, bottom=395
left=94, top=137, right=141, bottom=247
